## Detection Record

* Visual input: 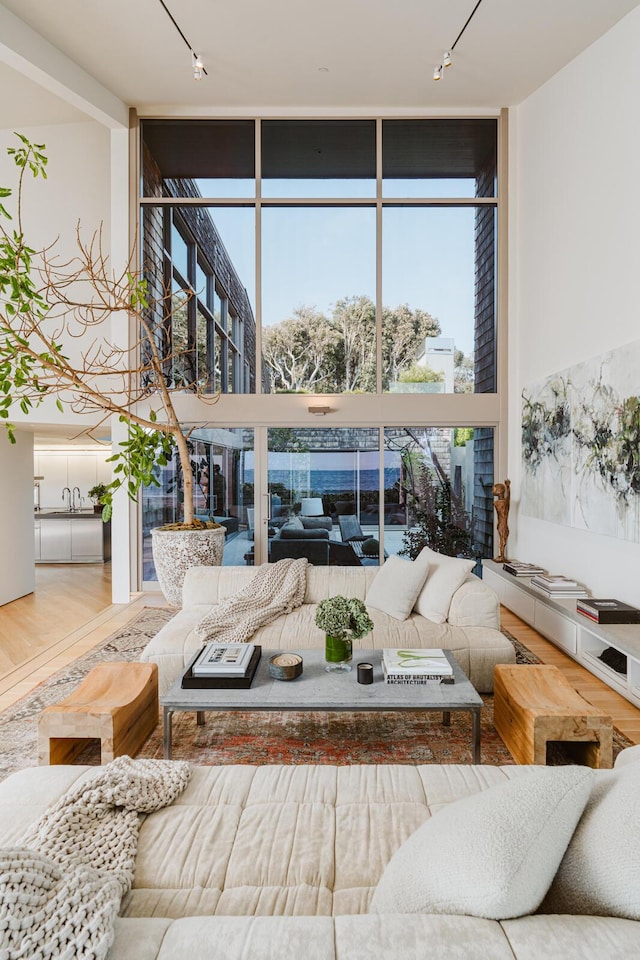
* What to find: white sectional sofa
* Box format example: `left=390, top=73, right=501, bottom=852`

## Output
left=1, top=748, right=639, bottom=959
left=140, top=564, right=515, bottom=696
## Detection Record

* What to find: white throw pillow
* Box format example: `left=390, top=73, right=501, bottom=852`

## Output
left=369, top=766, right=593, bottom=920
left=413, top=547, right=475, bottom=623
left=365, top=554, right=430, bottom=621
left=541, top=760, right=640, bottom=918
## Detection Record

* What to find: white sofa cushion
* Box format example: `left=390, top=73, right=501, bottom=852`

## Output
left=413, top=549, right=475, bottom=623
left=369, top=766, right=593, bottom=920
left=365, top=554, right=430, bottom=621
left=541, top=760, right=640, bottom=919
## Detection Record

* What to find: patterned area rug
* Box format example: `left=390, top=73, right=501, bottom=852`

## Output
left=0, top=608, right=633, bottom=780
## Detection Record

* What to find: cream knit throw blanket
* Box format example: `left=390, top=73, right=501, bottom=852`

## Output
left=0, top=756, right=190, bottom=960
left=195, top=556, right=308, bottom=645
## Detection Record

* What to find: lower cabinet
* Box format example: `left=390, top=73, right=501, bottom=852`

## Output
left=483, top=559, right=640, bottom=709
left=37, top=518, right=109, bottom=563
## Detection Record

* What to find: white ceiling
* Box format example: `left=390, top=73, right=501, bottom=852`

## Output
left=1, top=0, right=639, bottom=119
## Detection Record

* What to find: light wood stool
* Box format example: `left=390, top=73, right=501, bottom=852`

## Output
left=494, top=664, right=613, bottom=768
left=38, top=661, right=159, bottom=765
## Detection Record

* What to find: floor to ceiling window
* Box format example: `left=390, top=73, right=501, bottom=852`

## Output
left=139, top=117, right=500, bottom=582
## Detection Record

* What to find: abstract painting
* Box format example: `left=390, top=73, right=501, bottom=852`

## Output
left=521, top=340, right=640, bottom=542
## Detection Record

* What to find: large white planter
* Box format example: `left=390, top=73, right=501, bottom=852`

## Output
left=151, top=526, right=225, bottom=606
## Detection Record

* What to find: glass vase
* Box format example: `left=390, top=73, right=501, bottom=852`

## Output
left=325, top=633, right=353, bottom=672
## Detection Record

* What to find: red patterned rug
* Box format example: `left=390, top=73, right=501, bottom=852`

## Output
left=0, top=608, right=633, bottom=777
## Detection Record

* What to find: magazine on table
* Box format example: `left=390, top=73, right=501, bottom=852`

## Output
left=192, top=643, right=255, bottom=676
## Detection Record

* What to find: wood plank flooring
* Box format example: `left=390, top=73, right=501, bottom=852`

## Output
left=0, top=570, right=639, bottom=747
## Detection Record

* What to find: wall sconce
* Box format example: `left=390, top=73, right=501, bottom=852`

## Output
left=308, top=405, right=331, bottom=416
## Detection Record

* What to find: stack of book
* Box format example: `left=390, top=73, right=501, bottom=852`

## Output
left=382, top=648, right=454, bottom=685
left=182, top=643, right=262, bottom=689
left=529, top=574, right=589, bottom=599
left=577, top=599, right=640, bottom=624
left=502, top=560, right=546, bottom=577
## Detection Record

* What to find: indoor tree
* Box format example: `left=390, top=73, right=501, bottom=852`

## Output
left=0, top=133, right=218, bottom=528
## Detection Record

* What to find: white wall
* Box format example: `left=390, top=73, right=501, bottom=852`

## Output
left=0, top=430, right=35, bottom=605
left=509, top=7, right=640, bottom=603
left=0, top=120, right=112, bottom=429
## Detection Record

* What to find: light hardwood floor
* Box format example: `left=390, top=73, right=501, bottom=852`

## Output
left=1, top=570, right=639, bottom=745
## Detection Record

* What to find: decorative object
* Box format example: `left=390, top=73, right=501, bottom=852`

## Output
left=152, top=526, right=225, bottom=606
left=269, top=653, right=303, bottom=681
left=88, top=483, right=109, bottom=513
left=522, top=340, right=640, bottom=541
left=365, top=553, right=430, bottom=621
left=357, top=662, right=374, bottom=684
left=314, top=596, right=373, bottom=672
left=369, top=766, right=593, bottom=919
left=492, top=479, right=511, bottom=562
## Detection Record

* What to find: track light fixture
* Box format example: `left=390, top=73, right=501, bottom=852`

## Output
left=432, top=0, right=484, bottom=82
left=158, top=0, right=208, bottom=80
left=193, top=52, right=204, bottom=80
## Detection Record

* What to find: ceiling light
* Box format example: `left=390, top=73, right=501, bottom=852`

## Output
left=193, top=52, right=204, bottom=80
left=432, top=0, right=484, bottom=83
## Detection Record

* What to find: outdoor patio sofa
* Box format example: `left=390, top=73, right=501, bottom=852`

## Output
left=1, top=745, right=638, bottom=959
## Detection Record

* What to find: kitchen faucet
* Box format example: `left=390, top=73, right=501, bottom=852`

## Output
left=72, top=486, right=83, bottom=512
left=62, top=487, right=72, bottom=511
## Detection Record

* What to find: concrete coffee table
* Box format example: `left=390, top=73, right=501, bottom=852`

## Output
left=162, top=648, right=483, bottom=762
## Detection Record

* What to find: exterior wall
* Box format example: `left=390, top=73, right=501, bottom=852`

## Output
left=509, top=7, right=640, bottom=602
left=0, top=430, right=34, bottom=605
left=475, top=166, right=496, bottom=393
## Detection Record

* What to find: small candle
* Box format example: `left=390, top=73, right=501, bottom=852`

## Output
left=357, top=662, right=374, bottom=684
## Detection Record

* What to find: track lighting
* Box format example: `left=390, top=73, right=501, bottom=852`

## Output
left=158, top=0, right=208, bottom=80
left=431, top=0, right=484, bottom=82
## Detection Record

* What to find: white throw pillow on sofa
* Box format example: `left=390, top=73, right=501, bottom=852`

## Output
left=413, top=547, right=475, bottom=623
left=541, top=759, right=640, bottom=919
left=365, top=554, right=430, bottom=621
left=369, top=766, right=593, bottom=920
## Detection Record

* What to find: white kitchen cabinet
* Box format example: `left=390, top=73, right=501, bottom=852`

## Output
left=71, top=520, right=104, bottom=560
left=34, top=520, right=41, bottom=561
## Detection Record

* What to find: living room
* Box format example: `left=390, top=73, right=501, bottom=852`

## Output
left=1, top=2, right=640, bottom=957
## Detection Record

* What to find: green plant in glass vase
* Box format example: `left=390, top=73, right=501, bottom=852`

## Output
left=315, top=596, right=373, bottom=673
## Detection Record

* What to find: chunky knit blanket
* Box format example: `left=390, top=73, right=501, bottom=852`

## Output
left=0, top=756, right=191, bottom=960
left=195, top=556, right=308, bottom=645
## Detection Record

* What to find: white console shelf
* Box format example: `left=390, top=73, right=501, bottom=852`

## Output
left=483, top=559, right=640, bottom=709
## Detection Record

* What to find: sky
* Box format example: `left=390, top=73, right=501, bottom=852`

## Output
left=196, top=180, right=481, bottom=356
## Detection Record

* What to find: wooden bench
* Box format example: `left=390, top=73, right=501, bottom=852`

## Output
left=494, top=664, right=613, bottom=768
left=38, top=661, right=158, bottom=765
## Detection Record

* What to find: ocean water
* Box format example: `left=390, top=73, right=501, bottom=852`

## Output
left=246, top=468, right=400, bottom=494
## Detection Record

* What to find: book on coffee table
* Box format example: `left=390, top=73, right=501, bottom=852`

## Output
left=382, top=648, right=454, bottom=683
left=192, top=643, right=255, bottom=676
left=182, top=646, right=262, bottom=689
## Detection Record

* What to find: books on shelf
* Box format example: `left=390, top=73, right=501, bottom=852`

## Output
left=530, top=575, right=588, bottom=598
left=576, top=599, right=640, bottom=625
left=382, top=648, right=454, bottom=684
left=502, top=561, right=546, bottom=577
left=192, top=643, right=255, bottom=676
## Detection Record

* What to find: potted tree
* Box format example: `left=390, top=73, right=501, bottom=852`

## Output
left=0, top=134, right=224, bottom=604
